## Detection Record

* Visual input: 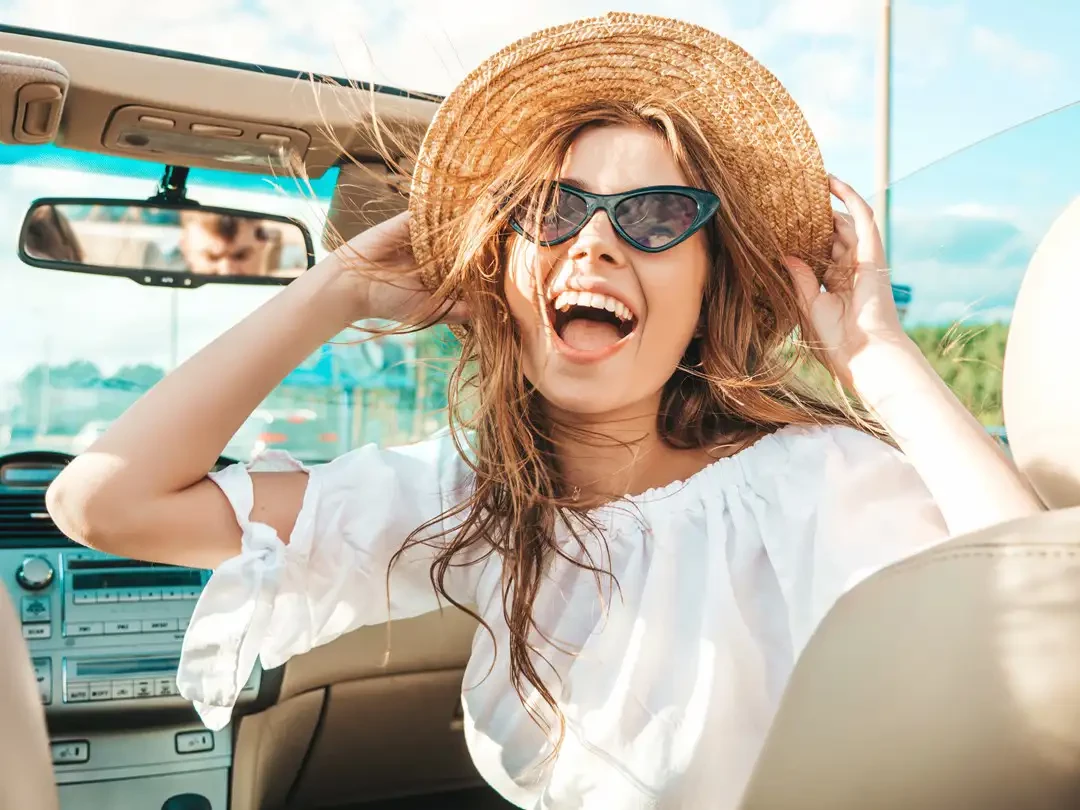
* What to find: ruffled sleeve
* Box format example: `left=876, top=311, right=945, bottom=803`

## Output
left=759, top=426, right=950, bottom=657
left=177, top=430, right=480, bottom=730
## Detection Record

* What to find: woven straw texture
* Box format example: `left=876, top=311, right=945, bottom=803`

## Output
left=409, top=11, right=833, bottom=292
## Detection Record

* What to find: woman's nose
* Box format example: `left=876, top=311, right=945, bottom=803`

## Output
left=567, top=210, right=626, bottom=266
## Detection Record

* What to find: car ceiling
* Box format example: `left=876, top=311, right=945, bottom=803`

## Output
left=0, top=24, right=441, bottom=247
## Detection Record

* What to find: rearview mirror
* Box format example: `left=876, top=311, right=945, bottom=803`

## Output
left=18, top=198, right=315, bottom=288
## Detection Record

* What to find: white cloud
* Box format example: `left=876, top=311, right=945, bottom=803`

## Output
left=971, top=25, right=1059, bottom=78
left=784, top=45, right=874, bottom=153
left=762, top=0, right=877, bottom=39
left=892, top=3, right=967, bottom=88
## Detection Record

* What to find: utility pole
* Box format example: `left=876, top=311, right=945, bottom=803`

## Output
left=875, top=0, right=893, bottom=266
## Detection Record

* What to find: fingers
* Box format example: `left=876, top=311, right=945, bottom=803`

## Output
left=783, top=256, right=822, bottom=312
left=833, top=211, right=857, bottom=247
left=831, top=211, right=857, bottom=266
left=822, top=261, right=853, bottom=295
left=828, top=175, right=885, bottom=265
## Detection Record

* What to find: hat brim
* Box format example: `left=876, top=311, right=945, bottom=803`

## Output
left=410, top=11, right=833, bottom=300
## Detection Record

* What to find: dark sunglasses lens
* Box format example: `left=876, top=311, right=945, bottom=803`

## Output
left=614, top=193, right=700, bottom=249
left=512, top=186, right=589, bottom=243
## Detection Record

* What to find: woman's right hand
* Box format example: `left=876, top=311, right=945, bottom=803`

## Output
left=332, top=211, right=468, bottom=326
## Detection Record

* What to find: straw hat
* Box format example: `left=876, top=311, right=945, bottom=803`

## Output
left=409, top=11, right=833, bottom=293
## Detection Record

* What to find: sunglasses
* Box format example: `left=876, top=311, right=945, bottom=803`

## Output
left=508, top=182, right=721, bottom=253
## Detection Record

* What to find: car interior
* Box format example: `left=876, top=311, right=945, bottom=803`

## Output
left=1, top=21, right=1078, bottom=810
left=0, top=26, right=509, bottom=810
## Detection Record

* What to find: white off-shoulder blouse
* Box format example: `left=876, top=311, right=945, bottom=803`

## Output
left=177, top=424, right=948, bottom=809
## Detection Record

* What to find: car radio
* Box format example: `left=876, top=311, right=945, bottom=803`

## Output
left=4, top=547, right=262, bottom=711
left=60, top=552, right=204, bottom=636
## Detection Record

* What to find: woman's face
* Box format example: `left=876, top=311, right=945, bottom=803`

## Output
left=504, top=124, right=711, bottom=418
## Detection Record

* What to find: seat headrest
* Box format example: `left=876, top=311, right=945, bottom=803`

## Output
left=1003, top=195, right=1080, bottom=509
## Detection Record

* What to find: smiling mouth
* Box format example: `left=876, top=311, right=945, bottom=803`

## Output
left=548, top=291, right=639, bottom=357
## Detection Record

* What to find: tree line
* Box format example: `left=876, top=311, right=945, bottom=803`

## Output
left=10, top=322, right=1008, bottom=440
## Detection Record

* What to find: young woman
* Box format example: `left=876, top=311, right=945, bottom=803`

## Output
left=47, top=13, right=1039, bottom=809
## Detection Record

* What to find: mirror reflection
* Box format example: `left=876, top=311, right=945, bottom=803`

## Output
left=22, top=202, right=311, bottom=280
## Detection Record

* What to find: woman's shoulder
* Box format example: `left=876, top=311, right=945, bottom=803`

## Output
left=766, top=422, right=900, bottom=463
left=740, top=422, right=911, bottom=491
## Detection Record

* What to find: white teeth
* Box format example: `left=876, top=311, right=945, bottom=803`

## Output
left=551, top=291, right=634, bottom=322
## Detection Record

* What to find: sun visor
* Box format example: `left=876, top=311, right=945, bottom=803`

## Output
left=322, top=159, right=411, bottom=251
left=0, top=50, right=69, bottom=145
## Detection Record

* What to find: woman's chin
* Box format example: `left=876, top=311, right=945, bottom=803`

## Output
left=530, top=374, right=646, bottom=420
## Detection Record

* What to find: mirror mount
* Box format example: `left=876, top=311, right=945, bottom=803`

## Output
left=147, top=165, right=197, bottom=207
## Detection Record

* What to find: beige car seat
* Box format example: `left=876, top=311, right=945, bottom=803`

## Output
left=738, top=195, right=1080, bottom=809
left=0, top=583, right=59, bottom=810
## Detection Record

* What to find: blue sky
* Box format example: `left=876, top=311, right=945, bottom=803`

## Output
left=0, top=0, right=1075, bottom=361
left=3, top=0, right=1074, bottom=187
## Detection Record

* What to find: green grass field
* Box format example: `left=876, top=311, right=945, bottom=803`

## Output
left=906, top=322, right=1007, bottom=426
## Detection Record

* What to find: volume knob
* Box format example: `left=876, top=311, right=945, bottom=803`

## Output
left=16, top=557, right=54, bottom=591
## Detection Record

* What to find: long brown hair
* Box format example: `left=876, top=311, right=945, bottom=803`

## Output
left=329, top=97, right=882, bottom=754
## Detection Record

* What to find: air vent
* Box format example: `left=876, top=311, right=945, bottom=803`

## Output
left=0, top=491, right=67, bottom=542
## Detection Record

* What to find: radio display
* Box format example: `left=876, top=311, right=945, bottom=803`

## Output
left=71, top=570, right=202, bottom=590
left=74, top=656, right=181, bottom=678
left=1, top=465, right=61, bottom=486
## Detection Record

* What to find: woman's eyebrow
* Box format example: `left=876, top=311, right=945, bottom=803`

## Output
left=560, top=177, right=593, bottom=192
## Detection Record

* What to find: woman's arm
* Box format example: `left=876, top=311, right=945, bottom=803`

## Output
left=46, top=257, right=357, bottom=568
left=46, top=212, right=453, bottom=569
left=849, top=335, right=1041, bottom=535
left=785, top=176, right=1042, bottom=538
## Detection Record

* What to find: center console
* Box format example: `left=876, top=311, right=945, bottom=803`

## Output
left=1, top=453, right=269, bottom=810
left=16, top=549, right=259, bottom=707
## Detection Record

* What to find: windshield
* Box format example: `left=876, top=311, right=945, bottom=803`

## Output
left=0, top=146, right=459, bottom=462
left=1, top=104, right=1076, bottom=462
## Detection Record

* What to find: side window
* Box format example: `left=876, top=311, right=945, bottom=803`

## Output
left=889, top=104, right=1080, bottom=437
left=250, top=326, right=462, bottom=462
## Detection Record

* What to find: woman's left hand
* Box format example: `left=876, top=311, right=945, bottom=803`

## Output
left=784, top=175, right=906, bottom=388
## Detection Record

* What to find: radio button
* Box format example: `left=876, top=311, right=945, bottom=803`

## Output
left=175, top=730, right=214, bottom=754
left=155, top=678, right=178, bottom=697
left=142, top=618, right=178, bottom=633
left=50, top=740, right=90, bottom=765
left=65, top=683, right=89, bottom=703
left=118, top=590, right=141, bottom=603
left=134, top=679, right=154, bottom=698
left=65, top=622, right=104, bottom=637
left=104, top=621, right=140, bottom=635
left=139, top=588, right=162, bottom=601
left=111, top=680, right=134, bottom=700
left=182, top=587, right=202, bottom=600
left=33, top=658, right=52, bottom=704
left=16, top=557, right=54, bottom=591
left=162, top=588, right=184, bottom=601
left=89, top=682, right=112, bottom=701
left=23, top=624, right=51, bottom=640
left=21, top=596, right=51, bottom=623
left=96, top=590, right=119, bottom=604
left=72, top=592, right=96, bottom=605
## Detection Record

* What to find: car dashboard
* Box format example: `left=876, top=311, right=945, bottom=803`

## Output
left=1, top=450, right=273, bottom=809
